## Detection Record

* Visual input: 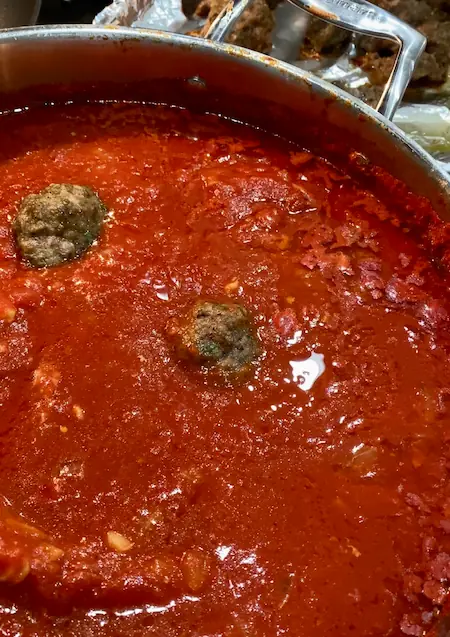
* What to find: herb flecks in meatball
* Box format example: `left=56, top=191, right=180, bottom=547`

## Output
left=13, top=183, right=107, bottom=268
left=169, top=301, right=259, bottom=375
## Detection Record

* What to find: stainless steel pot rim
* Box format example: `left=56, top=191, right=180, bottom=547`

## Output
left=0, top=24, right=449, bottom=197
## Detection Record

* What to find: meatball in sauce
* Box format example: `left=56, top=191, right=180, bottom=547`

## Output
left=168, top=300, right=259, bottom=377
left=13, top=183, right=106, bottom=268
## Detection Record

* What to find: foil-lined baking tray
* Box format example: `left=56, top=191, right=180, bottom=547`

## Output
left=94, top=0, right=450, bottom=171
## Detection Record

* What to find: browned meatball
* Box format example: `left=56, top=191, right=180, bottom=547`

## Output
left=355, top=0, right=450, bottom=87
left=168, top=300, right=259, bottom=375
left=298, top=0, right=450, bottom=88
left=301, top=21, right=350, bottom=59
left=14, top=183, right=107, bottom=268
left=194, top=0, right=274, bottom=53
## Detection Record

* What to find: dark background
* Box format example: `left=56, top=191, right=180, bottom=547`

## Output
left=38, top=0, right=111, bottom=24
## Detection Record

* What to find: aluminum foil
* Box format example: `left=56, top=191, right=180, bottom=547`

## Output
left=94, top=0, right=450, bottom=170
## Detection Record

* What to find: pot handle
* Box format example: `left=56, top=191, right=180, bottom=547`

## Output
left=205, top=0, right=426, bottom=121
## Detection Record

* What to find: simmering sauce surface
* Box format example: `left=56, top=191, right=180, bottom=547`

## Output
left=0, top=103, right=450, bottom=636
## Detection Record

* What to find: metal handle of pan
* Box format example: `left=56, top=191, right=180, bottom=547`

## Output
left=205, top=0, right=426, bottom=121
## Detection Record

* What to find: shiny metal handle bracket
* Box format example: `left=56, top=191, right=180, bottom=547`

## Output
left=205, top=0, right=426, bottom=121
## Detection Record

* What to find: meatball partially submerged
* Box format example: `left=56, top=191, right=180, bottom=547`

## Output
left=13, top=183, right=107, bottom=268
left=169, top=301, right=259, bottom=376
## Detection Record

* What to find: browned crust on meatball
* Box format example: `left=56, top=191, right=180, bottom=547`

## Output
left=13, top=183, right=107, bottom=269
left=193, top=0, right=274, bottom=54
left=168, top=300, right=259, bottom=376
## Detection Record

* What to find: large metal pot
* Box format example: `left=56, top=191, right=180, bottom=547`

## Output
left=0, top=0, right=449, bottom=219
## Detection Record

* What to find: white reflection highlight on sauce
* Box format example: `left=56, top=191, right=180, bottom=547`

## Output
left=114, top=599, right=177, bottom=617
left=289, top=352, right=325, bottom=392
left=153, top=281, right=169, bottom=301
left=287, top=330, right=303, bottom=346
left=216, top=545, right=232, bottom=561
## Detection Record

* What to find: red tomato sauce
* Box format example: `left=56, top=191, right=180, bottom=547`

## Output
left=0, top=102, right=450, bottom=636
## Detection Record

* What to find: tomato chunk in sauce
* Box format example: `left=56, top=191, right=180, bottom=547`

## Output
left=0, top=103, right=450, bottom=637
